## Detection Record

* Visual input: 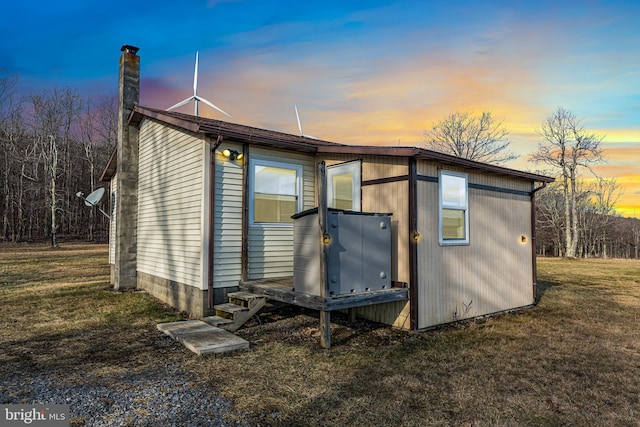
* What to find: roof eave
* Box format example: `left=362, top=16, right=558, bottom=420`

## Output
left=100, top=148, right=117, bottom=181
left=318, top=145, right=554, bottom=183
left=118, top=106, right=554, bottom=184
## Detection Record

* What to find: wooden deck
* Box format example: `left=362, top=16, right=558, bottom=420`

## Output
left=239, top=277, right=409, bottom=312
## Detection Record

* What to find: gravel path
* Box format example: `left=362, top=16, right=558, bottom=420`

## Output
left=1, top=364, right=251, bottom=426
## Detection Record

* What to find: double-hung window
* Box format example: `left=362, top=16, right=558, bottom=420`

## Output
left=439, top=170, right=469, bottom=245
left=249, top=159, right=303, bottom=224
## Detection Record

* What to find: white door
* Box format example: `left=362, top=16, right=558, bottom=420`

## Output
left=326, top=161, right=361, bottom=211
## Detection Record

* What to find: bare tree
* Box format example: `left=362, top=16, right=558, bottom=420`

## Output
left=536, top=182, right=565, bottom=256
left=529, top=107, right=604, bottom=258
left=591, top=177, right=622, bottom=258
left=630, top=217, right=640, bottom=260
left=0, top=73, right=20, bottom=241
left=29, top=88, right=81, bottom=247
left=94, top=96, right=118, bottom=151
left=422, top=111, right=518, bottom=165
left=75, top=96, right=117, bottom=241
left=0, top=76, right=116, bottom=244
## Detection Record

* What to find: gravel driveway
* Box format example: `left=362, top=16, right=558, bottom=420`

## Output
left=1, top=362, right=251, bottom=426
left=1, top=328, right=253, bottom=427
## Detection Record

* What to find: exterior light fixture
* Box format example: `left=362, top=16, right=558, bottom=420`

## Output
left=520, top=235, right=528, bottom=243
left=222, top=149, right=243, bottom=161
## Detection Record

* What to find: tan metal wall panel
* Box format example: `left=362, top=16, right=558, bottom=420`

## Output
left=418, top=161, right=531, bottom=192
left=319, top=153, right=411, bottom=329
left=362, top=180, right=410, bottom=284
left=137, top=120, right=205, bottom=288
left=416, top=175, right=534, bottom=329
left=321, top=153, right=409, bottom=180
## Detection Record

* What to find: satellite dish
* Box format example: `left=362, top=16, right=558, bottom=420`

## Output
left=166, top=51, right=232, bottom=118
left=76, top=188, right=111, bottom=220
left=295, top=105, right=318, bottom=139
left=84, top=187, right=105, bottom=207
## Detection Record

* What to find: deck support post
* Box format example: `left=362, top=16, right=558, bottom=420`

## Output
left=320, top=311, right=331, bottom=349
left=318, top=162, right=331, bottom=349
left=348, top=308, right=356, bottom=323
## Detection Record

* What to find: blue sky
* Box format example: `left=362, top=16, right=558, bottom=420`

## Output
left=2, top=0, right=639, bottom=215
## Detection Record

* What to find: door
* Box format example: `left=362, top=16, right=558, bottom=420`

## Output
left=327, top=161, right=361, bottom=211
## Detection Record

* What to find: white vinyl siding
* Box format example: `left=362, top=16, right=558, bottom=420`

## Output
left=213, top=143, right=244, bottom=288
left=137, top=120, right=205, bottom=289
left=248, top=148, right=315, bottom=280
left=108, top=173, right=117, bottom=265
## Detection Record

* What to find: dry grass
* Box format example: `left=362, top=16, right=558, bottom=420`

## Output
left=188, top=257, right=640, bottom=426
left=2, top=244, right=640, bottom=426
left=0, top=243, right=186, bottom=388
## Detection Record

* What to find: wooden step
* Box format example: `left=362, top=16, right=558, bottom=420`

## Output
left=227, top=291, right=266, bottom=308
left=201, top=315, right=234, bottom=327
left=214, top=303, right=249, bottom=320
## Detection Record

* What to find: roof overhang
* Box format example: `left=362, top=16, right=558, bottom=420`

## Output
left=100, top=105, right=554, bottom=184
left=100, top=148, right=117, bottom=182
left=318, top=145, right=555, bottom=183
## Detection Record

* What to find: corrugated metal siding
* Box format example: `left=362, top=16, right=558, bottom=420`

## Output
left=321, top=154, right=408, bottom=181
left=320, top=154, right=410, bottom=280
left=362, top=180, right=410, bottom=283
left=416, top=168, right=534, bottom=329
left=109, top=173, right=117, bottom=265
left=248, top=147, right=316, bottom=280
left=418, top=161, right=532, bottom=192
left=213, top=143, right=243, bottom=287
left=137, top=120, right=205, bottom=289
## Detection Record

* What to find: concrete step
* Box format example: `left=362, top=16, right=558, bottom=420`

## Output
left=157, top=320, right=249, bottom=355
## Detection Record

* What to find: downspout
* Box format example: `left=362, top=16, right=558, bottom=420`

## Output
left=530, top=181, right=547, bottom=303
left=208, top=135, right=224, bottom=309
left=408, top=158, right=418, bottom=330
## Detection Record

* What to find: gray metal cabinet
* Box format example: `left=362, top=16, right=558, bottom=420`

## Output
left=293, top=209, right=392, bottom=296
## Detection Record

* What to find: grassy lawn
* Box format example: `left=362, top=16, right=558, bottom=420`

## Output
left=2, top=244, right=640, bottom=426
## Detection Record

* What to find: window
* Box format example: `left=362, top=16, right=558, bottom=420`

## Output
left=439, top=170, right=469, bottom=245
left=327, top=161, right=361, bottom=211
left=249, top=159, right=302, bottom=224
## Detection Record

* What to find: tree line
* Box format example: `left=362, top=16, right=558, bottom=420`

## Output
left=2, top=71, right=638, bottom=258
left=0, top=74, right=116, bottom=245
left=422, top=108, right=640, bottom=259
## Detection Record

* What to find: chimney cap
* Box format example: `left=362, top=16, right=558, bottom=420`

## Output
left=121, top=44, right=140, bottom=54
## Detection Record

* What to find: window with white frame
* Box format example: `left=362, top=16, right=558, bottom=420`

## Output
left=439, top=170, right=469, bottom=245
left=249, top=159, right=303, bottom=224
left=327, top=160, right=361, bottom=211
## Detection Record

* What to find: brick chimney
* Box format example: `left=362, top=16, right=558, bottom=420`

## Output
left=114, top=45, right=140, bottom=289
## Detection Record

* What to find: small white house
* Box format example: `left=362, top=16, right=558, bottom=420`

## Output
left=104, top=46, right=553, bottom=340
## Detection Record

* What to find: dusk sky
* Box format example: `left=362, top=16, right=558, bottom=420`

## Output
left=3, top=0, right=639, bottom=217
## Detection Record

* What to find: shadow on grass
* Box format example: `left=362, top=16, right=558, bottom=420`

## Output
left=0, top=321, right=185, bottom=384
left=536, top=279, right=562, bottom=302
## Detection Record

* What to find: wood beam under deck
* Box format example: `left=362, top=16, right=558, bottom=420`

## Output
left=238, top=277, right=409, bottom=312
